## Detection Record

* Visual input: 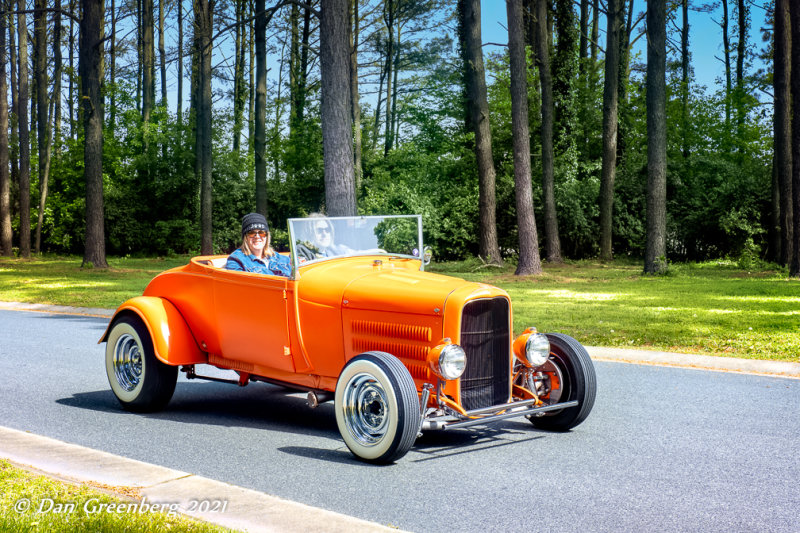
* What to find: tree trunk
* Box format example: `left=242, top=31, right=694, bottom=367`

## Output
left=383, top=1, right=395, bottom=156
left=579, top=0, right=588, bottom=62
left=177, top=0, right=183, bottom=126
left=254, top=0, right=267, bottom=215
left=508, top=0, right=542, bottom=275
left=158, top=0, right=167, bottom=107
left=349, top=0, right=362, bottom=190
left=8, top=10, right=18, bottom=191
left=644, top=0, right=667, bottom=274
left=534, top=0, right=560, bottom=263
left=233, top=0, right=245, bottom=152
left=0, top=3, right=10, bottom=256
left=590, top=0, right=598, bottom=61
left=80, top=0, right=108, bottom=268
left=599, top=0, right=621, bottom=261
left=789, top=0, right=800, bottom=276
left=681, top=0, right=689, bottom=160
left=194, top=0, right=214, bottom=254
left=616, top=0, right=630, bottom=164
left=248, top=0, right=254, bottom=151
left=54, top=0, right=62, bottom=149
left=721, top=0, right=731, bottom=131
left=735, top=0, right=747, bottom=154
left=458, top=0, right=502, bottom=264
left=320, top=0, right=356, bottom=216
left=68, top=0, right=75, bottom=138
left=17, top=0, right=30, bottom=258
left=775, top=0, right=792, bottom=266
left=34, top=0, right=48, bottom=253
left=142, top=0, right=154, bottom=125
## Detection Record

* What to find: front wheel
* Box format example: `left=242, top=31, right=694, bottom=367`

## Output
left=334, top=351, right=421, bottom=464
left=528, top=333, right=596, bottom=431
left=105, top=314, right=178, bottom=412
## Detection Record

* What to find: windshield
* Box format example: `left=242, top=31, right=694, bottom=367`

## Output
left=288, top=215, right=423, bottom=276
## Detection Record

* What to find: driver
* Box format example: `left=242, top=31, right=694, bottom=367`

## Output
left=226, top=213, right=291, bottom=277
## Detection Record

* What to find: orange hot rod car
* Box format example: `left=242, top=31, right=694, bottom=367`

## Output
left=101, top=215, right=596, bottom=463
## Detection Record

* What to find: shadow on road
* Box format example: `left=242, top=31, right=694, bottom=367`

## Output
left=56, top=381, right=340, bottom=440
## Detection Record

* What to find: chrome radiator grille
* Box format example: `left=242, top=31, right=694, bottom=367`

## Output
left=459, top=297, right=511, bottom=410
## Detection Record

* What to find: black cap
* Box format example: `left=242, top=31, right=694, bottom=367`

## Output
left=241, top=213, right=269, bottom=237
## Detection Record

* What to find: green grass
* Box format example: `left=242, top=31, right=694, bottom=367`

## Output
left=431, top=258, right=800, bottom=362
left=1, top=254, right=798, bottom=362
left=0, top=460, right=233, bottom=532
left=0, top=255, right=188, bottom=309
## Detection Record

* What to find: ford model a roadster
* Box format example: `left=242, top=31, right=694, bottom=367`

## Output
left=101, top=215, right=596, bottom=463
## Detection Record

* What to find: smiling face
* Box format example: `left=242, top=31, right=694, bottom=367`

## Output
left=313, top=222, right=332, bottom=249
left=246, top=230, right=268, bottom=257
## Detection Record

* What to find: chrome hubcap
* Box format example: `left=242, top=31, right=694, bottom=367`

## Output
left=113, top=333, right=143, bottom=392
left=342, top=373, right=389, bottom=446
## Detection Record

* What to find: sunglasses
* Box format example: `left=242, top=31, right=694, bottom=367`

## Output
left=247, top=230, right=267, bottom=238
left=315, top=226, right=331, bottom=236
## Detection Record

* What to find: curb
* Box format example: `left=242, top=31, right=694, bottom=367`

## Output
left=0, top=301, right=114, bottom=318
left=587, top=346, right=800, bottom=379
left=0, top=426, right=403, bottom=533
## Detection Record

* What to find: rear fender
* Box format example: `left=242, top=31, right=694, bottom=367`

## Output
left=99, top=296, right=206, bottom=366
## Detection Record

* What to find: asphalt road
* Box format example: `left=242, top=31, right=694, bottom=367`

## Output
left=1, top=309, right=798, bottom=532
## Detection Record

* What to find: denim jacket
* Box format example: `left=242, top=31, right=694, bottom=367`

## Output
left=226, top=248, right=292, bottom=277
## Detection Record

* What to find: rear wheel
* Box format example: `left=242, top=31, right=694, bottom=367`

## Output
left=105, top=315, right=178, bottom=412
left=334, top=351, right=420, bottom=464
left=528, top=333, right=596, bottom=431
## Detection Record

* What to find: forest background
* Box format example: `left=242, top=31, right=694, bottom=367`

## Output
left=0, top=0, right=794, bottom=277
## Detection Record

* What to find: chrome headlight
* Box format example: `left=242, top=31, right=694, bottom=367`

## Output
left=513, top=327, right=551, bottom=367
left=525, top=333, right=550, bottom=367
left=428, top=339, right=467, bottom=380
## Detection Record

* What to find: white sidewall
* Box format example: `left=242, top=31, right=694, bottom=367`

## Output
left=335, top=358, right=400, bottom=461
left=105, top=322, right=147, bottom=404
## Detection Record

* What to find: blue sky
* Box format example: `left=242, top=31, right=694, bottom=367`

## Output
left=480, top=0, right=771, bottom=95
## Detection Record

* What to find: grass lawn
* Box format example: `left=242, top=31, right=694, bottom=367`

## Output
left=0, top=460, right=232, bottom=532
left=1, top=254, right=798, bottom=362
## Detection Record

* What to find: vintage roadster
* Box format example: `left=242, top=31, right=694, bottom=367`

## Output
left=101, top=215, right=596, bottom=463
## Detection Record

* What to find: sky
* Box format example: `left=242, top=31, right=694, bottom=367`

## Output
left=480, top=0, right=771, bottom=96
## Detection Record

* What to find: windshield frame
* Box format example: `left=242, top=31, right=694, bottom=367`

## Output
left=287, top=214, right=424, bottom=280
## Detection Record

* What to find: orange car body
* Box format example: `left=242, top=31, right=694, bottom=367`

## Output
left=105, top=254, right=510, bottom=409
left=101, top=215, right=595, bottom=463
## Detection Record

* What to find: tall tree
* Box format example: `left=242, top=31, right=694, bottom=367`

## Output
left=349, top=0, right=362, bottom=189
left=644, top=0, right=667, bottom=274
left=158, top=0, right=167, bottom=107
left=177, top=0, right=184, bottom=125
left=233, top=0, right=246, bottom=152
left=80, top=0, right=108, bottom=268
left=17, top=0, right=31, bottom=258
left=142, top=0, right=155, bottom=126
left=774, top=0, right=792, bottom=266
left=599, top=0, right=621, bottom=261
left=720, top=0, right=732, bottom=131
left=320, top=0, right=357, bottom=216
left=507, top=0, right=542, bottom=275
left=254, top=0, right=267, bottom=215
left=680, top=0, right=690, bottom=160
left=194, top=0, right=214, bottom=254
left=34, top=0, right=52, bottom=253
left=458, top=0, right=502, bottom=264
left=0, top=1, right=10, bottom=256
left=789, top=1, right=800, bottom=276
left=734, top=0, right=748, bottom=154
left=533, top=0, right=560, bottom=263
